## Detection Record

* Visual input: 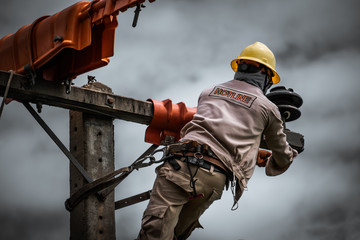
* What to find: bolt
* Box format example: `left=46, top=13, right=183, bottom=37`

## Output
left=53, top=35, right=63, bottom=43
left=36, top=102, right=42, bottom=113
left=107, top=97, right=115, bottom=105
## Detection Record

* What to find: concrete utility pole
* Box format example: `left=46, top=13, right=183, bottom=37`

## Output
left=70, top=111, right=115, bottom=239
left=69, top=82, right=115, bottom=239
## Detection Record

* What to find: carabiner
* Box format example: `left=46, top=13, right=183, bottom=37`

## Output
left=150, top=147, right=168, bottom=163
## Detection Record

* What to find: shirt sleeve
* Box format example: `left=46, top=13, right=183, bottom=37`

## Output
left=263, top=105, right=295, bottom=176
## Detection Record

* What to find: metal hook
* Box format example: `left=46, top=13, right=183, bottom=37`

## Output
left=132, top=3, right=146, bottom=27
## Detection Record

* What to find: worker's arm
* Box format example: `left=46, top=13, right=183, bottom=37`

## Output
left=262, top=106, right=298, bottom=176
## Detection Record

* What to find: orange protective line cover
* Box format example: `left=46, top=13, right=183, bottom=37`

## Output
left=145, top=99, right=197, bottom=145
left=0, top=0, right=155, bottom=81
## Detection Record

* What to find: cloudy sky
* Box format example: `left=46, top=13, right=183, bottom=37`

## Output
left=1, top=0, right=360, bottom=239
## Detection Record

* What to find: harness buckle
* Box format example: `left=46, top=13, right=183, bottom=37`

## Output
left=194, top=151, right=203, bottom=160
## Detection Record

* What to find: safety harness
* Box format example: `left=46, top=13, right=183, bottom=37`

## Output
left=166, top=141, right=232, bottom=200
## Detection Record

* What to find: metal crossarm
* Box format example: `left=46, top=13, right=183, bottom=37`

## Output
left=0, top=70, right=153, bottom=124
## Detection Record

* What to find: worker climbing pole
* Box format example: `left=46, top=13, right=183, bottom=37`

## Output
left=0, top=1, right=305, bottom=239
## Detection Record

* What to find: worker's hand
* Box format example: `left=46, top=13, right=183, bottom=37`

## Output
left=257, top=149, right=272, bottom=167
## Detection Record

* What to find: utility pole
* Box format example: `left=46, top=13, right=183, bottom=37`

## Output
left=69, top=83, right=115, bottom=240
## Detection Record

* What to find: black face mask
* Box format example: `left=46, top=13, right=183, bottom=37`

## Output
left=234, top=64, right=273, bottom=94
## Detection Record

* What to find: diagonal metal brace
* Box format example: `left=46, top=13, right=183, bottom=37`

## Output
left=0, top=70, right=14, bottom=118
left=23, top=102, right=94, bottom=184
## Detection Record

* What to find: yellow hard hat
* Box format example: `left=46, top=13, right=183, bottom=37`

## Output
left=231, top=42, right=280, bottom=84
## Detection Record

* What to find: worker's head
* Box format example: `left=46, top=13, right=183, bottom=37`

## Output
left=231, top=41, right=280, bottom=85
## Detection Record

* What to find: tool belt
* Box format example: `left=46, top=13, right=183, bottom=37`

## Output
left=167, top=141, right=232, bottom=177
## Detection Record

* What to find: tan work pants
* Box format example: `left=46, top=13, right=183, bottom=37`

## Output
left=137, top=159, right=226, bottom=240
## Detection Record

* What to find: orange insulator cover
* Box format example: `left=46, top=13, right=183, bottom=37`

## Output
left=145, top=99, right=197, bottom=145
left=0, top=0, right=155, bottom=82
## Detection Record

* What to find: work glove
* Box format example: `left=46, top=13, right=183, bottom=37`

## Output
left=257, top=149, right=272, bottom=167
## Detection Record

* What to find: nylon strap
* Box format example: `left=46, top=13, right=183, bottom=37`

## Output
left=115, top=190, right=152, bottom=209
left=65, top=144, right=160, bottom=211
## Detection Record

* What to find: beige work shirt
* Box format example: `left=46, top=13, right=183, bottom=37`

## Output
left=180, top=80, right=295, bottom=204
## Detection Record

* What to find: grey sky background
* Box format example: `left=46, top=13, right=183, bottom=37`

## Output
left=1, top=0, right=360, bottom=239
